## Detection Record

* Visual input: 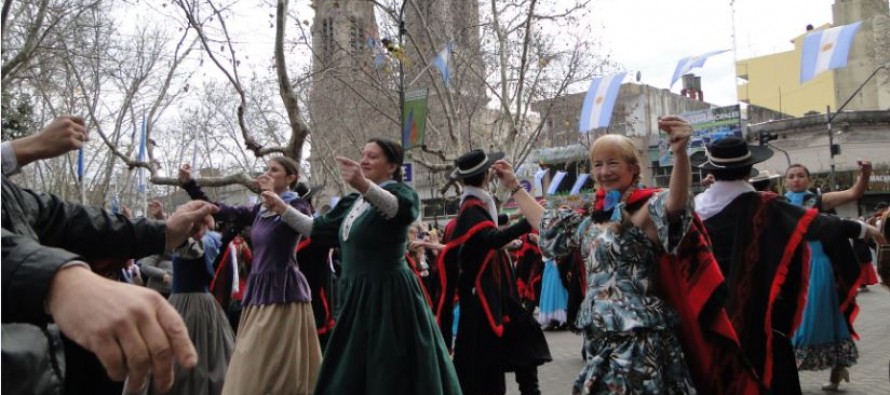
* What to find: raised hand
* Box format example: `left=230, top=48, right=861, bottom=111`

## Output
left=858, top=160, right=872, bottom=178
left=260, top=191, right=288, bottom=215
left=10, top=115, right=88, bottom=168
left=658, top=115, right=692, bottom=154
left=164, top=201, right=219, bottom=250
left=336, top=156, right=371, bottom=193
left=255, top=174, right=275, bottom=192
left=148, top=200, right=166, bottom=220
left=491, top=160, right=520, bottom=191
left=178, top=164, right=193, bottom=185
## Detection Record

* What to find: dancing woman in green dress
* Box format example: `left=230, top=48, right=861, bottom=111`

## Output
left=261, top=138, right=462, bottom=395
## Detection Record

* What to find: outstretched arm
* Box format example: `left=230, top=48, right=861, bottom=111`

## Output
left=3, top=116, right=87, bottom=175
left=821, top=161, right=871, bottom=211
left=659, top=116, right=692, bottom=218
left=492, top=160, right=545, bottom=230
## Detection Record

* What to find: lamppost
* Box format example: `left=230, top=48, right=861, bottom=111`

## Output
left=825, top=64, right=887, bottom=189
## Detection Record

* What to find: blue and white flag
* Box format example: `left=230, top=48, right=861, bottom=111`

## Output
left=433, top=41, right=453, bottom=87
left=547, top=171, right=567, bottom=195
left=367, top=36, right=388, bottom=70
left=579, top=73, right=626, bottom=133
left=110, top=193, right=121, bottom=214
left=137, top=116, right=147, bottom=193
left=191, top=140, right=199, bottom=169
left=76, top=148, right=84, bottom=181
left=800, top=22, right=862, bottom=84
left=670, top=50, right=729, bottom=87
left=534, top=168, right=548, bottom=195
left=569, top=174, right=589, bottom=196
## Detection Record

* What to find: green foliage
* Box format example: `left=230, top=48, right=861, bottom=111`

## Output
left=1, top=94, right=36, bottom=141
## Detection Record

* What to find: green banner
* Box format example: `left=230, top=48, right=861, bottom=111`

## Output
left=402, top=88, right=428, bottom=150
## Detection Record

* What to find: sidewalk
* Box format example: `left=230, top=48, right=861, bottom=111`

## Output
left=507, top=285, right=890, bottom=394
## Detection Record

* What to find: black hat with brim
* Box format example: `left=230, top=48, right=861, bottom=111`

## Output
left=450, top=149, right=505, bottom=180
left=697, top=136, right=773, bottom=170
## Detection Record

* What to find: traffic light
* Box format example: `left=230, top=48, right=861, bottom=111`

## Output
left=759, top=131, right=778, bottom=146
left=830, top=144, right=841, bottom=157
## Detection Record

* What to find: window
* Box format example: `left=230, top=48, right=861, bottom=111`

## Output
left=321, top=17, right=335, bottom=66
left=349, top=17, right=364, bottom=69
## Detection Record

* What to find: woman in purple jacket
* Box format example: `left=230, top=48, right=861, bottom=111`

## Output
left=178, top=157, right=321, bottom=395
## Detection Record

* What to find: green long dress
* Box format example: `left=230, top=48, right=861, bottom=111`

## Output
left=312, top=181, right=462, bottom=395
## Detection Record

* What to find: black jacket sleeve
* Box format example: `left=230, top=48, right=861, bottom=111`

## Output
left=463, top=205, right=532, bottom=251
left=805, top=213, right=863, bottom=242
left=2, top=229, right=80, bottom=325
left=181, top=179, right=213, bottom=202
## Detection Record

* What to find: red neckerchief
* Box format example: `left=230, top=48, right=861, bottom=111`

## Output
left=592, top=187, right=660, bottom=213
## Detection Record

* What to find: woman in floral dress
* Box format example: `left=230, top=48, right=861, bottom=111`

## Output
left=492, top=116, right=697, bottom=394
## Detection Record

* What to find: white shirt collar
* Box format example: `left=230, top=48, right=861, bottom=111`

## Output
left=694, top=180, right=755, bottom=221
left=461, top=185, right=499, bottom=223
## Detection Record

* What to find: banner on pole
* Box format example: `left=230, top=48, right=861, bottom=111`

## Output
left=402, top=88, right=429, bottom=150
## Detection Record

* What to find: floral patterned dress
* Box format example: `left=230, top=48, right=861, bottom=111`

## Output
left=539, top=191, right=696, bottom=395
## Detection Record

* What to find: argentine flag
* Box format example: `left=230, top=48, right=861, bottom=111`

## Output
left=569, top=174, right=589, bottom=196
left=578, top=72, right=626, bottom=133
left=433, top=41, right=453, bottom=87
left=800, top=21, right=862, bottom=84
left=547, top=171, right=567, bottom=195
left=669, top=49, right=729, bottom=87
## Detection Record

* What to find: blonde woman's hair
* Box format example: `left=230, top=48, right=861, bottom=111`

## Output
left=589, top=134, right=642, bottom=182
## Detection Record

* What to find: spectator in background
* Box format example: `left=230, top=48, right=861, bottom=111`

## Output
left=138, top=201, right=174, bottom=298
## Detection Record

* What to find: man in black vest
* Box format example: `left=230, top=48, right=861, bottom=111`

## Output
left=437, top=149, right=551, bottom=395
left=693, top=137, right=883, bottom=394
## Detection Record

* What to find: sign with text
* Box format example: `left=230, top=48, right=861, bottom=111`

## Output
left=401, top=162, right=414, bottom=183
left=659, top=104, right=743, bottom=166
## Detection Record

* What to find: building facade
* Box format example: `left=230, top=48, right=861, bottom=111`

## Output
left=736, top=0, right=890, bottom=117
left=748, top=110, right=890, bottom=217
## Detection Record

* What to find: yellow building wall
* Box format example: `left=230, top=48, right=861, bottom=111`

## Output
left=736, top=37, right=837, bottom=117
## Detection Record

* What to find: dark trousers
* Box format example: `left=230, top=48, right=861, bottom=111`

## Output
left=513, top=366, right=540, bottom=395
left=768, top=332, right=802, bottom=395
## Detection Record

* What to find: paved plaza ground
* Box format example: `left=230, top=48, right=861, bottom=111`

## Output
left=506, top=284, right=890, bottom=394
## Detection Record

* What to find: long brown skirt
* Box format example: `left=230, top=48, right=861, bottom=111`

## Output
left=221, top=302, right=321, bottom=395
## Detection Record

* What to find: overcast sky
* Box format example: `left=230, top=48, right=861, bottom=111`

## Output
left=590, top=0, right=838, bottom=106
left=132, top=0, right=841, bottom=109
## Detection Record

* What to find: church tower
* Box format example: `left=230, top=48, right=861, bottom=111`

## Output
left=308, top=0, right=396, bottom=202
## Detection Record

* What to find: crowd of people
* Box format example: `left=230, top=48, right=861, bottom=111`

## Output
left=2, top=115, right=889, bottom=395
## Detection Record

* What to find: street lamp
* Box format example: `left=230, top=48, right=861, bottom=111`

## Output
left=825, top=64, right=887, bottom=189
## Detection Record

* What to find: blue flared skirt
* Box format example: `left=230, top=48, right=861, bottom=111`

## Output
left=791, top=241, right=858, bottom=371
left=537, top=260, right=568, bottom=327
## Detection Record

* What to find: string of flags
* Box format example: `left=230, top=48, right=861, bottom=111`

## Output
left=577, top=20, right=862, bottom=134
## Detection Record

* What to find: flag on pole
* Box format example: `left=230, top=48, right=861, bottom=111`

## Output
left=569, top=174, right=590, bottom=196
left=534, top=169, right=547, bottom=196
left=547, top=171, right=567, bottom=195
left=800, top=21, right=862, bottom=84
left=191, top=140, right=199, bottom=169
left=137, top=116, right=147, bottom=193
left=579, top=73, right=627, bottom=133
left=402, top=88, right=429, bottom=150
left=433, top=41, right=454, bottom=87
left=669, top=50, right=729, bottom=87
left=76, top=148, right=84, bottom=180
left=111, top=192, right=121, bottom=214
left=367, top=36, right=388, bottom=70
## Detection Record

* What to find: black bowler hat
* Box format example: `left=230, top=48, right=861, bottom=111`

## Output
left=698, top=136, right=773, bottom=170
left=450, top=149, right=505, bottom=180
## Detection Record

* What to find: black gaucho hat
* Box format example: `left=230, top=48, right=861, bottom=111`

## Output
left=449, top=149, right=505, bottom=180
left=697, top=136, right=773, bottom=170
